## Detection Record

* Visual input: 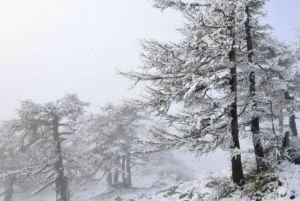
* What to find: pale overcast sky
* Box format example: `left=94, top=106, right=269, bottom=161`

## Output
left=0, top=0, right=299, bottom=120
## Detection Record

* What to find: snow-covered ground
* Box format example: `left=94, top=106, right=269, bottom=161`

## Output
left=72, top=161, right=300, bottom=201
left=14, top=150, right=225, bottom=201
left=11, top=119, right=300, bottom=201
left=13, top=148, right=300, bottom=201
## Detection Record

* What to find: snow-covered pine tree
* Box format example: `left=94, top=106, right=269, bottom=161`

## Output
left=281, top=73, right=298, bottom=138
left=247, top=38, right=299, bottom=161
left=16, top=94, right=88, bottom=201
left=277, top=44, right=299, bottom=140
left=234, top=0, right=286, bottom=172
left=122, top=0, right=246, bottom=185
left=0, top=122, right=18, bottom=191
left=239, top=0, right=267, bottom=172
left=269, top=41, right=300, bottom=163
left=0, top=118, right=39, bottom=201
left=0, top=121, right=24, bottom=201
left=269, top=32, right=300, bottom=164
left=77, top=102, right=145, bottom=189
left=288, top=31, right=300, bottom=137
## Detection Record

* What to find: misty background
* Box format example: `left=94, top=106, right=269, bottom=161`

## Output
left=0, top=0, right=299, bottom=121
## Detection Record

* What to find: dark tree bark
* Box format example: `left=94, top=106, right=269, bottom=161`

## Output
left=121, top=153, right=132, bottom=187
left=282, top=131, right=290, bottom=150
left=289, top=114, right=298, bottom=137
left=53, top=116, right=70, bottom=201
left=113, top=169, right=119, bottom=186
left=279, top=106, right=284, bottom=134
left=106, top=171, right=113, bottom=188
left=283, top=90, right=298, bottom=137
left=245, top=5, right=266, bottom=173
left=121, top=155, right=126, bottom=186
left=4, top=175, right=15, bottom=201
left=228, top=10, right=245, bottom=186
left=125, top=153, right=132, bottom=187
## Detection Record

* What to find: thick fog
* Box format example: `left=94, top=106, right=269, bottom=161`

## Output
left=0, top=0, right=299, bottom=121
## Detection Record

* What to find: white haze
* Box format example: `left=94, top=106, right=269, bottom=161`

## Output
left=0, top=0, right=299, bottom=121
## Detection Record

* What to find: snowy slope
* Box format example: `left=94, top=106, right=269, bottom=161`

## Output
left=14, top=143, right=300, bottom=201
left=85, top=161, right=300, bottom=201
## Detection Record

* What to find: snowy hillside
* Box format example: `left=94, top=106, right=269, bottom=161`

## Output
left=80, top=161, right=300, bottom=201
left=12, top=150, right=300, bottom=201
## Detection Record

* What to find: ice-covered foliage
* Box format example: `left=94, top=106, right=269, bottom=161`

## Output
left=12, top=94, right=88, bottom=201
left=124, top=0, right=238, bottom=153
left=122, top=0, right=299, bottom=185
left=0, top=120, right=38, bottom=201
left=71, top=102, right=147, bottom=188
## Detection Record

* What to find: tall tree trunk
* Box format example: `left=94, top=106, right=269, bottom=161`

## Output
left=282, top=131, right=290, bottom=150
left=283, top=90, right=298, bottom=137
left=245, top=5, right=266, bottom=173
left=106, top=171, right=113, bottom=189
left=121, top=155, right=126, bottom=186
left=4, top=175, right=15, bottom=201
left=125, top=153, right=132, bottom=187
left=53, top=116, right=70, bottom=201
left=279, top=105, right=284, bottom=134
left=228, top=10, right=245, bottom=186
left=113, top=169, right=119, bottom=186
left=289, top=114, right=298, bottom=137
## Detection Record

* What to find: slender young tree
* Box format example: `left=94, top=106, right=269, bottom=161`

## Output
left=241, top=0, right=267, bottom=172
left=228, top=3, right=245, bottom=184
left=235, top=0, right=298, bottom=169
left=251, top=38, right=298, bottom=161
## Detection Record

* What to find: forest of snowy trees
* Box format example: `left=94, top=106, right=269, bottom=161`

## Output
left=1, top=0, right=300, bottom=201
